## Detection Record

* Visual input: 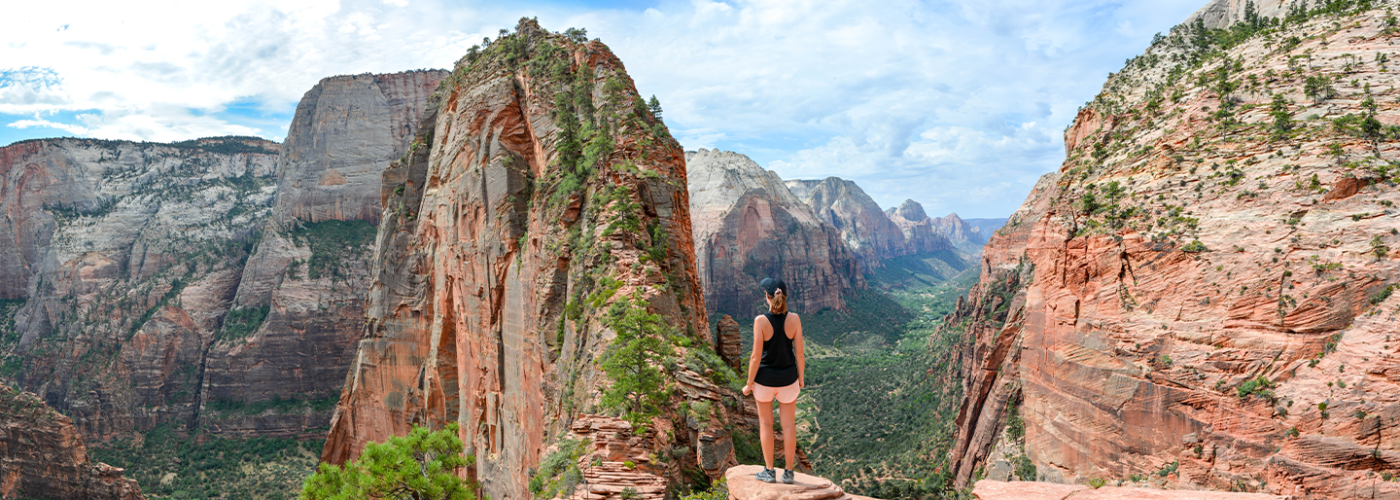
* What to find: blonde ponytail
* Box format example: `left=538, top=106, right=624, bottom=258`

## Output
left=769, top=289, right=787, bottom=314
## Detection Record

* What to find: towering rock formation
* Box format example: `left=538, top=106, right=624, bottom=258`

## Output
left=0, top=383, right=145, bottom=499
left=0, top=136, right=280, bottom=438
left=949, top=5, right=1400, bottom=498
left=200, top=69, right=446, bottom=436
left=0, top=70, right=445, bottom=441
left=686, top=149, right=862, bottom=318
left=786, top=178, right=913, bottom=269
left=323, top=19, right=743, bottom=500
left=885, top=199, right=983, bottom=254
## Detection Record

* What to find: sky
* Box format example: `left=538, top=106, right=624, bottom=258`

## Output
left=0, top=0, right=1206, bottom=218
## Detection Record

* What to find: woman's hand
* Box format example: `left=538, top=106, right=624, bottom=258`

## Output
left=798, top=378, right=805, bottom=388
left=742, top=383, right=752, bottom=396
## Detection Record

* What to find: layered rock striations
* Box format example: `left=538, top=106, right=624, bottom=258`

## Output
left=200, top=69, right=445, bottom=436
left=0, top=136, right=280, bottom=438
left=323, top=19, right=747, bottom=500
left=0, top=70, right=445, bottom=442
left=950, top=5, right=1400, bottom=498
left=787, top=178, right=959, bottom=269
left=686, top=149, right=863, bottom=318
left=786, top=178, right=916, bottom=269
left=272, top=71, right=447, bottom=225
left=0, top=385, right=145, bottom=500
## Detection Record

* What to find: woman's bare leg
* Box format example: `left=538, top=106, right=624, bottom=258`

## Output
left=780, top=401, right=797, bottom=471
left=757, top=399, right=775, bottom=469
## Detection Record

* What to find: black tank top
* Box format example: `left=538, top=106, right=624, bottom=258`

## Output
left=755, top=312, right=799, bottom=387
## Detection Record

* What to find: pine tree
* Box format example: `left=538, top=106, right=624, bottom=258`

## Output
left=599, top=295, right=675, bottom=423
left=647, top=95, right=663, bottom=123
left=300, top=423, right=477, bottom=500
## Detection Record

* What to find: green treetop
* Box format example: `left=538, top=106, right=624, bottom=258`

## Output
left=300, top=423, right=477, bottom=500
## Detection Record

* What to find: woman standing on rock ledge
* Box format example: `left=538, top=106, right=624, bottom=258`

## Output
left=742, top=277, right=806, bottom=485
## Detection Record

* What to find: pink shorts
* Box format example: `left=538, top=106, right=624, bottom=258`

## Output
left=753, top=381, right=800, bottom=404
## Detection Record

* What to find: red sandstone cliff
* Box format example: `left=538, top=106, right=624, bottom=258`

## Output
left=323, top=19, right=744, bottom=500
left=950, top=6, right=1400, bottom=499
left=0, top=385, right=144, bottom=500
left=686, top=148, right=863, bottom=319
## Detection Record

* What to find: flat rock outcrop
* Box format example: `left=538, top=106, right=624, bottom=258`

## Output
left=687, top=149, right=862, bottom=318
left=0, top=385, right=144, bottom=500
left=950, top=6, right=1400, bottom=499
left=323, top=19, right=744, bottom=500
left=725, top=465, right=877, bottom=500
left=972, top=481, right=1283, bottom=500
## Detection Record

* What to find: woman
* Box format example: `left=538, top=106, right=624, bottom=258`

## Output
left=741, top=277, right=805, bottom=484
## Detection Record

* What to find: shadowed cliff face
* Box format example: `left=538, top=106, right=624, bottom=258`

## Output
left=950, top=5, right=1400, bottom=498
left=686, top=148, right=863, bottom=319
left=0, top=71, right=445, bottom=442
left=324, top=19, right=741, bottom=500
left=1, top=364, right=145, bottom=500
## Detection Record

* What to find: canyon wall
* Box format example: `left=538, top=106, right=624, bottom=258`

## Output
left=787, top=178, right=958, bottom=270
left=0, top=70, right=444, bottom=442
left=950, top=5, right=1400, bottom=499
left=201, top=70, right=445, bottom=436
left=323, top=19, right=746, bottom=500
left=0, top=374, right=144, bottom=500
left=686, top=148, right=862, bottom=319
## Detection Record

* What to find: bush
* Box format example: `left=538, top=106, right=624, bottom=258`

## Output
left=1182, top=240, right=1209, bottom=253
left=300, top=423, right=476, bottom=500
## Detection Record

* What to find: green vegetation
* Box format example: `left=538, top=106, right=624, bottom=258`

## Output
left=220, top=302, right=271, bottom=341
left=1236, top=375, right=1276, bottom=401
left=286, top=220, right=378, bottom=280
left=798, top=268, right=974, bottom=499
left=91, top=425, right=322, bottom=500
left=799, top=288, right=914, bottom=350
left=599, top=294, right=676, bottom=425
left=528, top=438, right=587, bottom=499
left=301, top=423, right=476, bottom=500
left=168, top=136, right=278, bottom=156
left=129, top=274, right=192, bottom=339
left=1182, top=240, right=1209, bottom=253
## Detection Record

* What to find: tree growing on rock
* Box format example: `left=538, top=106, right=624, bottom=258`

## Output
left=300, top=423, right=477, bottom=500
left=600, top=294, right=676, bottom=426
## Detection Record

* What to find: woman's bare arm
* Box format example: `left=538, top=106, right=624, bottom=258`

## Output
left=791, top=313, right=805, bottom=387
left=743, top=316, right=766, bottom=394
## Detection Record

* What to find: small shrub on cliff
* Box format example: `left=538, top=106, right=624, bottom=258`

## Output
left=300, top=423, right=476, bottom=500
left=1182, top=240, right=1209, bottom=253
left=530, top=438, right=587, bottom=499
left=1236, top=375, right=1275, bottom=401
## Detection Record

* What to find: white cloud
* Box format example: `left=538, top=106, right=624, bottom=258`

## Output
left=0, top=0, right=1207, bottom=217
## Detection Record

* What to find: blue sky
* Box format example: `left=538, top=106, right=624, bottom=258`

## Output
left=0, top=0, right=1205, bottom=218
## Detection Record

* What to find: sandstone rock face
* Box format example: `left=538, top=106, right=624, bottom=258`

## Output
left=0, top=137, right=280, bottom=439
left=786, top=178, right=913, bottom=269
left=951, top=7, right=1400, bottom=499
left=273, top=71, right=447, bottom=225
left=724, top=465, right=878, bottom=500
left=971, top=481, right=1283, bottom=500
left=686, top=149, right=862, bottom=318
left=200, top=69, right=446, bottom=437
left=0, top=386, right=144, bottom=500
left=0, top=70, right=445, bottom=443
left=323, top=20, right=741, bottom=500
left=716, top=314, right=742, bottom=372
left=1185, top=0, right=1290, bottom=30
left=787, top=178, right=957, bottom=269
left=886, top=199, right=983, bottom=255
